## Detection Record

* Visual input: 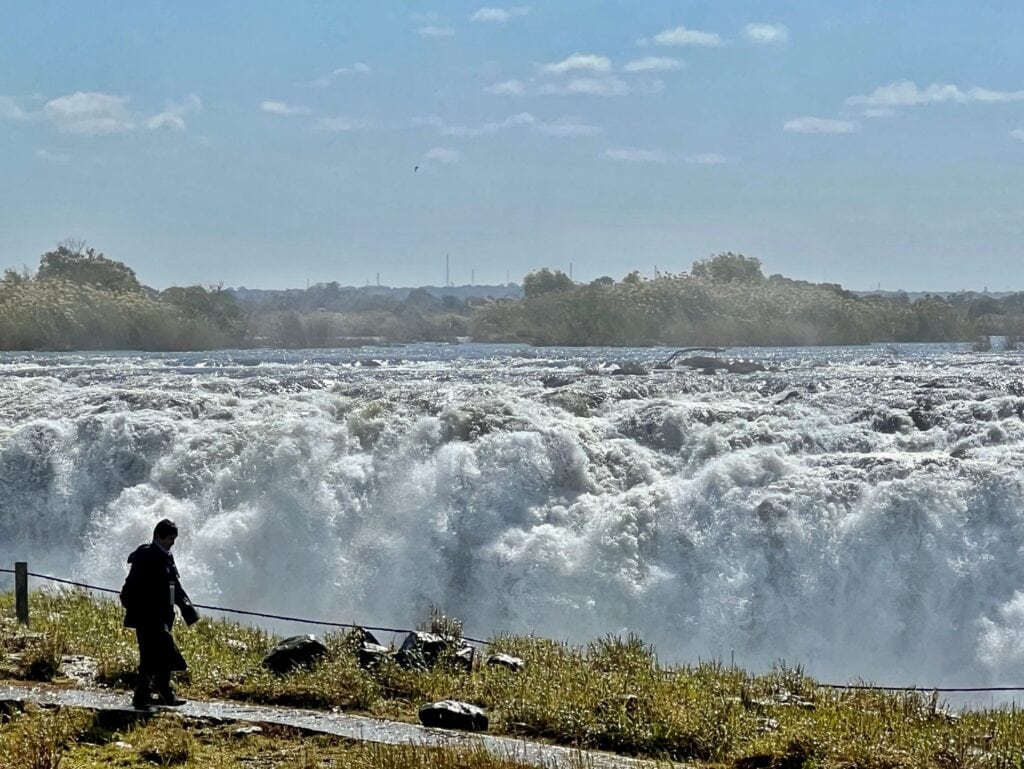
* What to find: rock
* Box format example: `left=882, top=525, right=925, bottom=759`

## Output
left=909, top=406, right=935, bottom=431
left=452, top=644, right=475, bottom=672
left=261, top=635, right=328, bottom=675
left=395, top=632, right=450, bottom=671
left=418, top=700, right=489, bottom=732
left=357, top=642, right=392, bottom=670
left=485, top=653, right=524, bottom=672
left=233, top=726, right=263, bottom=737
left=59, top=655, right=99, bottom=686
left=348, top=627, right=381, bottom=647
left=675, top=355, right=728, bottom=371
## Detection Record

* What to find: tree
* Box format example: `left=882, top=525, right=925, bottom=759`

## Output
left=691, top=252, right=764, bottom=283
left=522, top=268, right=574, bottom=298
left=160, top=284, right=247, bottom=341
left=37, top=241, right=141, bottom=293
left=621, top=270, right=642, bottom=285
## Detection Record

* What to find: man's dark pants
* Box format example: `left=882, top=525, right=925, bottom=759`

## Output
left=134, top=623, right=187, bottom=704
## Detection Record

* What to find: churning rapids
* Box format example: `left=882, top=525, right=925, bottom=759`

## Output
left=2, top=343, right=1024, bottom=688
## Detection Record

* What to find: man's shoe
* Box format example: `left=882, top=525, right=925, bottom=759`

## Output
left=156, top=689, right=186, bottom=707
left=131, top=694, right=155, bottom=710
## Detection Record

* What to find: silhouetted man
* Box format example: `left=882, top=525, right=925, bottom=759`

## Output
left=120, top=518, right=199, bottom=709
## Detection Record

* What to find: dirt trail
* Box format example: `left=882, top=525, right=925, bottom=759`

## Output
left=0, top=682, right=677, bottom=769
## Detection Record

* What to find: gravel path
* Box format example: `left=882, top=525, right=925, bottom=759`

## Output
left=0, top=682, right=677, bottom=769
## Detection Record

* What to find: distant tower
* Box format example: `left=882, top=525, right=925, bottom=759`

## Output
left=376, top=272, right=380, bottom=287
left=471, top=269, right=475, bottom=285
left=446, top=254, right=450, bottom=287
left=569, top=262, right=573, bottom=280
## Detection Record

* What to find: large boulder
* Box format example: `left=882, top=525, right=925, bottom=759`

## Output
left=395, top=632, right=475, bottom=672
left=262, top=635, right=328, bottom=675
left=345, top=627, right=392, bottom=670
left=358, top=642, right=393, bottom=670
left=395, top=631, right=450, bottom=671
left=418, top=700, right=489, bottom=731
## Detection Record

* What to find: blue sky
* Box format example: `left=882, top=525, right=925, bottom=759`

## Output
left=2, top=1, right=1023, bottom=290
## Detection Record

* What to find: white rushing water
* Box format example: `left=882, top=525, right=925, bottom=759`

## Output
left=2, top=343, right=1024, bottom=688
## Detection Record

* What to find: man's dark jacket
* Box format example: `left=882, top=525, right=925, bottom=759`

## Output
left=121, top=543, right=198, bottom=630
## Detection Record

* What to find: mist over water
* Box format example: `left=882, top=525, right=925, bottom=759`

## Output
left=2, top=343, right=1024, bottom=688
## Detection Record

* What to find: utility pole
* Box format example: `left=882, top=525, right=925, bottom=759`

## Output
left=569, top=262, right=573, bottom=280
left=446, top=254, right=450, bottom=287
left=471, top=269, right=475, bottom=285
left=376, top=272, right=380, bottom=287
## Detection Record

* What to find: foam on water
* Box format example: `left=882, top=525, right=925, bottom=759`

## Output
left=2, top=343, right=1024, bottom=688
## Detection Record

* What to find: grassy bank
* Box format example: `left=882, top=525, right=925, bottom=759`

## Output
left=2, top=590, right=1024, bottom=767
left=0, top=706, right=547, bottom=769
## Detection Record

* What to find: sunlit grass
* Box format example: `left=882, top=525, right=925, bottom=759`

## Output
left=0, top=708, right=566, bottom=769
left=3, top=590, right=1024, bottom=766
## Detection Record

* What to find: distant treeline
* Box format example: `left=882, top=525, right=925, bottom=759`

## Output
left=2, top=244, right=1023, bottom=350
left=0, top=242, right=479, bottom=350
left=473, top=254, right=1024, bottom=347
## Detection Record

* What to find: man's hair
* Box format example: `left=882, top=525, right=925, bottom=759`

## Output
left=153, top=519, right=179, bottom=539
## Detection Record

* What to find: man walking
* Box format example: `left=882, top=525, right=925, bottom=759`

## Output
left=120, top=519, right=199, bottom=709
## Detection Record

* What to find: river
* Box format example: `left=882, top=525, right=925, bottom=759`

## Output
left=1, top=342, right=1023, bottom=690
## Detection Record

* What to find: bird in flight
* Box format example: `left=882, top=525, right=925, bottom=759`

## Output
left=414, top=165, right=420, bottom=173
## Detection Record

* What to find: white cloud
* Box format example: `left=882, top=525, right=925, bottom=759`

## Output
left=416, top=112, right=535, bottom=137
left=603, top=148, right=735, bottom=163
left=542, top=77, right=629, bottom=97
left=315, top=117, right=371, bottom=132
left=260, top=100, right=311, bottom=116
left=485, top=80, right=527, bottom=95
left=418, top=26, right=456, bottom=37
left=603, top=147, right=670, bottom=163
left=44, top=91, right=134, bottom=134
left=471, top=7, right=529, bottom=22
left=847, top=80, right=1024, bottom=107
left=1011, top=129, right=1024, bottom=142
left=783, top=116, right=858, bottom=134
left=0, top=95, right=30, bottom=120
left=425, top=147, right=460, bottom=163
left=36, top=149, right=72, bottom=162
left=862, top=108, right=895, bottom=118
left=684, top=153, right=734, bottom=164
left=146, top=94, right=202, bottom=130
left=533, top=119, right=602, bottom=137
left=743, top=23, right=788, bottom=44
left=541, top=53, right=611, bottom=75
left=653, top=26, right=723, bottom=47
left=623, top=57, right=685, bottom=73
left=310, top=62, right=371, bottom=87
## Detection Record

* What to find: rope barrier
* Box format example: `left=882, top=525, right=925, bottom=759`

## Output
left=0, top=567, right=485, bottom=645
left=5, top=566, right=1024, bottom=692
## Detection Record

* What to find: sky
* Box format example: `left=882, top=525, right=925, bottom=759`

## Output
left=1, top=1, right=1023, bottom=291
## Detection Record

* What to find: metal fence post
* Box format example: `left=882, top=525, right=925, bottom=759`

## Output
left=15, top=562, right=28, bottom=625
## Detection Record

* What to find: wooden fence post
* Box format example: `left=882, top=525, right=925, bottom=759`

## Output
left=15, top=562, right=28, bottom=626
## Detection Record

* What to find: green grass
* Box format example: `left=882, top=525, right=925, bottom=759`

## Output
left=0, top=706, right=561, bottom=769
left=3, top=590, right=1024, bottom=767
